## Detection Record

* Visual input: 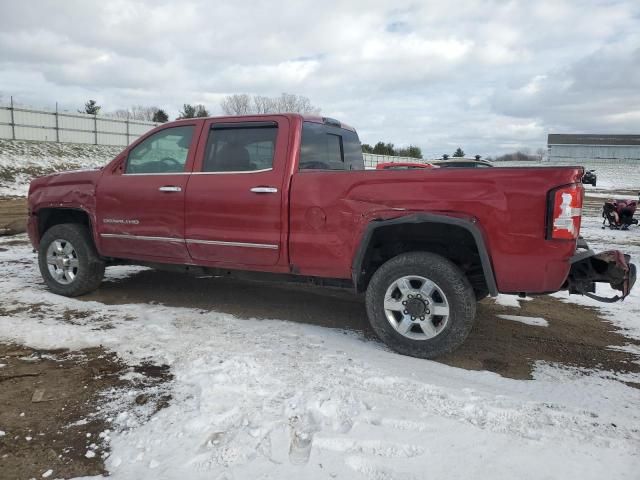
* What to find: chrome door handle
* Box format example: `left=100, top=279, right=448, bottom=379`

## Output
left=159, top=186, right=182, bottom=192
left=250, top=187, right=278, bottom=193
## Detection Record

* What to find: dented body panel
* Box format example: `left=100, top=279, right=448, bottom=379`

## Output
left=28, top=169, right=102, bottom=248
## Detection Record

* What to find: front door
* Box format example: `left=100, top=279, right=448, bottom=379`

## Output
left=97, top=123, right=200, bottom=262
left=184, top=117, right=288, bottom=266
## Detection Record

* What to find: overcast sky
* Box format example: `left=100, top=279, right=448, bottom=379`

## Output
left=0, top=0, right=639, bottom=157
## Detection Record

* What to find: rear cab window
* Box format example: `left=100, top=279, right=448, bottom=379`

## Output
left=299, top=121, right=364, bottom=171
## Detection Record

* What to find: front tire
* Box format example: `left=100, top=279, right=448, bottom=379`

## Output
left=365, top=252, right=476, bottom=359
left=38, top=223, right=105, bottom=296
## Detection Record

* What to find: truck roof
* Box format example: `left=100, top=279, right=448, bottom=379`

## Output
left=171, top=113, right=356, bottom=132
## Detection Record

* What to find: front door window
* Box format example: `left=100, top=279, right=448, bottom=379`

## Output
left=126, top=126, right=194, bottom=174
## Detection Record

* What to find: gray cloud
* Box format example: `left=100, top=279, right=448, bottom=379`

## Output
left=0, top=0, right=638, bottom=157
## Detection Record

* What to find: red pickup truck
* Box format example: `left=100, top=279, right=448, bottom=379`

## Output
left=27, top=115, right=636, bottom=358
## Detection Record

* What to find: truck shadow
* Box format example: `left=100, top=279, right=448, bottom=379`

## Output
left=85, top=268, right=640, bottom=383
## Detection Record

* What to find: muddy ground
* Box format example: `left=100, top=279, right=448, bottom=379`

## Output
left=1, top=344, right=125, bottom=479
left=0, top=197, right=26, bottom=236
left=1, top=196, right=640, bottom=478
left=82, top=266, right=640, bottom=381
left=0, top=339, right=171, bottom=480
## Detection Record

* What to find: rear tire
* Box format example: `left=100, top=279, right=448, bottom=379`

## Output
left=38, top=223, right=105, bottom=297
left=365, top=252, right=476, bottom=359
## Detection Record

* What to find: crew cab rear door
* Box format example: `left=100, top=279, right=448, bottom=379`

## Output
left=184, top=117, right=289, bottom=266
left=96, top=122, right=200, bottom=262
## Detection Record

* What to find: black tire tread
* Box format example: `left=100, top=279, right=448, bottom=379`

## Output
left=38, top=223, right=105, bottom=297
left=365, top=252, right=476, bottom=359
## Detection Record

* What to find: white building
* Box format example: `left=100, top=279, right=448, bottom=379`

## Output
left=548, top=134, right=640, bottom=162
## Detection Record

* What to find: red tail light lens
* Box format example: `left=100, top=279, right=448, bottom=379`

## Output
left=548, top=184, right=583, bottom=240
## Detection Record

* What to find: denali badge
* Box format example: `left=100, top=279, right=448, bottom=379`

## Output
left=103, top=218, right=140, bottom=225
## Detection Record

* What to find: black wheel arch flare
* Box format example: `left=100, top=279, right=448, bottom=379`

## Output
left=351, top=213, right=498, bottom=296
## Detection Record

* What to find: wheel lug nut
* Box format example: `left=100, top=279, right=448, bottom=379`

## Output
left=402, top=301, right=407, bottom=305
left=403, top=310, right=408, bottom=314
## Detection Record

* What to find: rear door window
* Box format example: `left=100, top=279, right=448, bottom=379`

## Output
left=202, top=123, right=278, bottom=172
left=299, top=122, right=364, bottom=171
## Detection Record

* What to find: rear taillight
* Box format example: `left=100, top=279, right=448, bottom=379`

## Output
left=547, top=184, right=583, bottom=240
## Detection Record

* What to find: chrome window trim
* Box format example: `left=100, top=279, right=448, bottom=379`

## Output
left=192, top=168, right=273, bottom=175
left=100, top=233, right=279, bottom=250
left=100, top=233, right=184, bottom=242
left=122, top=172, right=190, bottom=176
left=121, top=168, right=273, bottom=176
left=186, top=238, right=279, bottom=250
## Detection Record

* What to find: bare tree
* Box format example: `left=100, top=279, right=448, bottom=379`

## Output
left=536, top=147, right=547, bottom=162
left=129, top=105, right=159, bottom=121
left=253, top=95, right=274, bottom=114
left=220, top=94, right=251, bottom=115
left=107, top=105, right=160, bottom=121
left=272, top=93, right=320, bottom=114
left=109, top=109, right=131, bottom=120
left=220, top=93, right=320, bottom=115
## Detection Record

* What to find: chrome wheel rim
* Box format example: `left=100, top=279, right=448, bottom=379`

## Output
left=46, top=239, right=79, bottom=285
left=383, top=275, right=450, bottom=340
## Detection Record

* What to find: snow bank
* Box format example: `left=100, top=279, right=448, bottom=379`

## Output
left=0, top=139, right=121, bottom=196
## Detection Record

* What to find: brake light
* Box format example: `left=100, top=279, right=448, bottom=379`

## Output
left=548, top=184, right=583, bottom=240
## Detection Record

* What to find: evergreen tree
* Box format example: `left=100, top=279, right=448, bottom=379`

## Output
left=152, top=109, right=169, bottom=123
left=81, top=100, right=101, bottom=115
left=178, top=103, right=209, bottom=119
left=372, top=141, right=395, bottom=156
left=363, top=141, right=422, bottom=159
left=452, top=147, right=465, bottom=157
left=361, top=143, right=374, bottom=154
left=178, top=104, right=196, bottom=119
left=397, top=145, right=423, bottom=159
left=194, top=104, right=209, bottom=117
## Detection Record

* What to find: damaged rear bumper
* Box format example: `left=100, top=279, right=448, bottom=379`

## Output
left=566, top=239, right=637, bottom=302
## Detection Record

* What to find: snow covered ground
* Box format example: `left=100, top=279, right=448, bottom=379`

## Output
left=0, top=139, right=120, bottom=197
left=1, top=215, right=639, bottom=479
